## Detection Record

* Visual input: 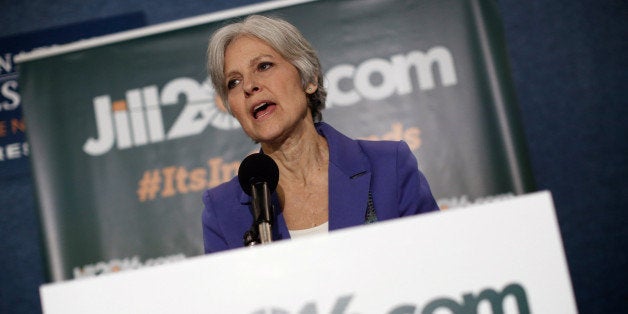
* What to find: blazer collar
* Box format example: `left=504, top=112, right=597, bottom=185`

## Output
left=316, top=122, right=369, bottom=178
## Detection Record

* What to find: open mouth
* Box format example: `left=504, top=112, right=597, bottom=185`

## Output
left=252, top=102, right=276, bottom=119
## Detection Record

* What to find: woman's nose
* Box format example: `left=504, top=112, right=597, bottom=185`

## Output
left=243, top=78, right=260, bottom=96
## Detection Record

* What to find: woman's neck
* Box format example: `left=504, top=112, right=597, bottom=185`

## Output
left=262, top=122, right=328, bottom=185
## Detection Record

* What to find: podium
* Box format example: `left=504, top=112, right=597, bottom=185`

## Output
left=39, top=191, right=577, bottom=313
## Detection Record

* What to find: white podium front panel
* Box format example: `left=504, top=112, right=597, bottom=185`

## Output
left=40, top=191, right=577, bottom=313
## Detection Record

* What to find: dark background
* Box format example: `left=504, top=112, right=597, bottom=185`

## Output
left=1, top=0, right=625, bottom=312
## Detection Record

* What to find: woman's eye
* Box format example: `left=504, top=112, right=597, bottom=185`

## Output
left=258, top=62, right=273, bottom=71
left=227, top=79, right=240, bottom=90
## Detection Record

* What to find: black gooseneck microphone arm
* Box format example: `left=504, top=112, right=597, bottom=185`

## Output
left=238, top=153, right=279, bottom=246
left=251, top=181, right=273, bottom=244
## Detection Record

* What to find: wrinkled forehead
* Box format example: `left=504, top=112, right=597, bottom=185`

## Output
left=223, top=35, right=284, bottom=73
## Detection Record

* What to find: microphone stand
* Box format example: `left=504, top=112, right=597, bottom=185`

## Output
left=243, top=181, right=274, bottom=246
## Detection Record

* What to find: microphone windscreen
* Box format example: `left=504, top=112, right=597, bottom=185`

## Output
left=238, top=153, right=279, bottom=195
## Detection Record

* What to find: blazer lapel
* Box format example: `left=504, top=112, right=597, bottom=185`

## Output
left=317, top=123, right=372, bottom=230
left=328, top=163, right=371, bottom=230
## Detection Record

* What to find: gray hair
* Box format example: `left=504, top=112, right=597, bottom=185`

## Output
left=207, top=15, right=326, bottom=122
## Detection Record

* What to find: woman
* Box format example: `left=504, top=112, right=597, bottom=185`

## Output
left=202, top=15, right=438, bottom=253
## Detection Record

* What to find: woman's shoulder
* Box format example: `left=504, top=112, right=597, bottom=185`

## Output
left=357, top=139, right=412, bottom=157
left=203, top=176, right=242, bottom=205
left=356, top=139, right=419, bottom=175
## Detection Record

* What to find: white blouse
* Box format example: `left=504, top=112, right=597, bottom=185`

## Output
left=288, top=221, right=329, bottom=239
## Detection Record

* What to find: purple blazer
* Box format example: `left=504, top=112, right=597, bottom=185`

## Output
left=202, top=122, right=439, bottom=253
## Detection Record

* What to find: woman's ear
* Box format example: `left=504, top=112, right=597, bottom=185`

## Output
left=305, top=83, right=318, bottom=94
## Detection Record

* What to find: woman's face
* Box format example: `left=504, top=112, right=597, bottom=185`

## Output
left=223, top=35, right=317, bottom=143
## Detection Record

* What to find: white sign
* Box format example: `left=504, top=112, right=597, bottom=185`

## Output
left=40, top=191, right=576, bottom=313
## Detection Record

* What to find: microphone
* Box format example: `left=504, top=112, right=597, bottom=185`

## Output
left=238, top=153, right=279, bottom=245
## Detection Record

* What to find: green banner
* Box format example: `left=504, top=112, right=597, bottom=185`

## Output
left=19, top=0, right=534, bottom=281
